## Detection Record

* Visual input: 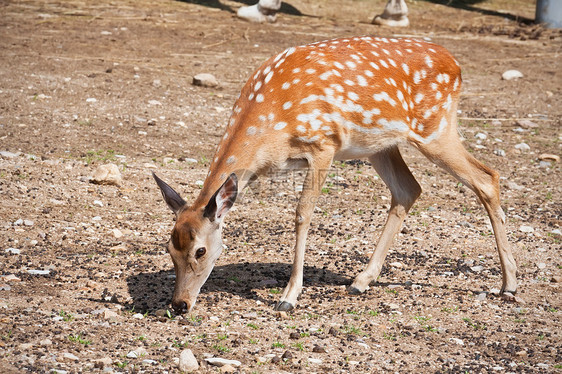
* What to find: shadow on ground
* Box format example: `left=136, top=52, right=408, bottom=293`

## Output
left=126, top=262, right=350, bottom=312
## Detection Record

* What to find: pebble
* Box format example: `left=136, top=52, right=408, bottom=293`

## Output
left=538, top=153, right=559, bottom=162
left=2, top=274, right=21, bottom=282
left=220, top=364, right=236, bottom=373
left=475, top=292, right=487, bottom=301
left=205, top=357, right=242, bottom=368
left=0, top=151, right=20, bottom=158
left=449, top=338, right=464, bottom=345
left=24, top=220, right=34, bottom=226
left=132, top=313, right=144, bottom=319
left=516, top=119, right=538, bottom=129
left=493, top=149, right=506, bottom=157
left=62, top=352, right=79, bottom=362
left=514, top=143, right=530, bottom=152
left=142, top=359, right=158, bottom=365
left=289, top=332, right=300, bottom=340
left=28, top=269, right=50, bottom=275
left=502, top=70, right=523, bottom=80
left=536, top=262, right=546, bottom=270
left=491, top=120, right=502, bottom=126
left=192, top=73, right=219, bottom=87
left=519, top=225, right=534, bottom=233
left=40, top=339, right=52, bottom=346
left=475, top=132, right=487, bottom=140
left=470, top=265, right=484, bottom=272
left=103, top=309, right=119, bottom=320
left=93, top=200, right=103, bottom=207
left=91, top=164, right=122, bottom=186
left=308, top=358, right=323, bottom=364
left=506, top=181, right=524, bottom=191
left=94, top=357, right=113, bottom=368
left=550, top=229, right=561, bottom=235
left=539, top=161, right=551, bottom=168
left=178, top=349, right=199, bottom=372
left=182, top=157, right=198, bottom=163
left=389, top=262, right=403, bottom=268
left=111, top=229, right=124, bottom=238
left=195, top=180, right=204, bottom=187
left=86, top=97, right=97, bottom=103
left=5, top=248, right=20, bottom=255
left=551, top=276, right=562, bottom=283
left=312, top=345, right=326, bottom=353
left=282, top=350, right=293, bottom=359
left=148, top=100, right=162, bottom=106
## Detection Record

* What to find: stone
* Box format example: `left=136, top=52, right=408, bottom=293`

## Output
left=94, top=357, right=113, bottom=368
left=449, top=338, right=464, bottom=345
left=103, top=309, right=119, bottom=320
left=470, top=265, right=484, bottom=272
left=192, top=73, right=218, bottom=88
left=539, top=153, right=559, bottom=163
left=91, top=164, right=122, bottom=186
left=506, top=181, right=524, bottom=191
left=289, top=332, right=300, bottom=339
left=181, top=157, right=198, bottom=163
left=2, top=274, right=21, bottom=282
left=475, top=292, right=487, bottom=301
left=536, top=263, right=546, bottom=270
left=502, top=70, right=523, bottom=80
left=519, top=225, right=534, bottom=233
left=23, top=220, right=34, bottom=226
left=493, top=149, right=506, bottom=157
left=312, top=345, right=326, bottom=353
left=282, top=350, right=293, bottom=359
left=475, top=132, right=487, bottom=140
left=142, top=359, right=158, bottom=365
left=0, top=151, right=20, bottom=158
left=514, top=143, right=530, bottom=152
left=178, top=349, right=199, bottom=372
left=40, top=338, right=52, bottom=346
left=93, top=200, right=103, bottom=207
left=5, top=248, right=20, bottom=255
left=205, top=357, right=242, bottom=367
left=220, top=364, right=236, bottom=373
left=132, top=313, right=144, bottom=319
left=111, top=229, right=123, bottom=238
left=551, top=276, right=562, bottom=283
left=516, top=119, right=538, bottom=129
left=62, top=352, right=79, bottom=362
left=308, top=358, right=323, bottom=364
left=27, top=269, right=50, bottom=275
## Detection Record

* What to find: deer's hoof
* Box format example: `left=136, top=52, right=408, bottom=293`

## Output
left=274, top=301, right=294, bottom=311
left=347, top=286, right=364, bottom=295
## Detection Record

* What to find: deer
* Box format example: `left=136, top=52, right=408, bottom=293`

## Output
left=153, top=36, right=517, bottom=314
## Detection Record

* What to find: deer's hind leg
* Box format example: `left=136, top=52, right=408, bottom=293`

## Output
left=349, top=145, right=422, bottom=294
left=415, top=126, right=517, bottom=294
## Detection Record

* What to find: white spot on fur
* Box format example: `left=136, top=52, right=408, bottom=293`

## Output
left=256, top=94, right=264, bottom=103
left=357, top=75, right=367, bottom=86
left=283, top=101, right=292, bottom=110
left=226, top=156, right=236, bottom=164
left=265, top=71, right=274, bottom=83
left=401, top=63, right=409, bottom=75
left=274, top=122, right=287, bottom=130
left=282, top=82, right=290, bottom=90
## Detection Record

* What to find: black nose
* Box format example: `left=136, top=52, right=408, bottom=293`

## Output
left=172, top=301, right=188, bottom=314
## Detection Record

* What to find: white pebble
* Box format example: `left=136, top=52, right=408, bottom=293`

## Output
left=514, top=143, right=530, bottom=152
left=519, top=225, right=534, bottom=233
left=502, top=70, right=523, bottom=80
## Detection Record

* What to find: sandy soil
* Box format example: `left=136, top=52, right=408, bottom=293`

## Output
left=0, top=0, right=560, bottom=373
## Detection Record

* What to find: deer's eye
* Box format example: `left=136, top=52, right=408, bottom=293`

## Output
left=195, top=247, right=206, bottom=259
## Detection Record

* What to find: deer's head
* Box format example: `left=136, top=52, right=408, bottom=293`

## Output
left=153, top=172, right=238, bottom=314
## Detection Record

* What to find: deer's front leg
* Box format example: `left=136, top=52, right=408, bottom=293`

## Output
left=275, top=154, right=333, bottom=311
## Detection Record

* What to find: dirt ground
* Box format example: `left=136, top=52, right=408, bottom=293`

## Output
left=0, top=0, right=561, bottom=373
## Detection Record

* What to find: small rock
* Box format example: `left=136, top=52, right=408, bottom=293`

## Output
left=2, top=274, right=21, bottom=282
left=62, top=352, right=79, bottom=362
left=539, top=161, right=551, bottom=168
left=519, top=225, right=534, bottom=233
left=506, top=181, right=524, bottom=191
left=195, top=180, right=204, bottom=187
left=220, top=364, right=236, bottom=373
left=181, top=157, right=198, bottom=164
left=86, top=97, right=97, bottom=103
left=389, top=262, right=403, bottom=268
left=538, top=153, right=559, bottom=163
left=205, top=357, right=241, bottom=367
left=111, top=229, right=123, bottom=238
left=193, top=73, right=219, bottom=88
left=0, top=284, right=11, bottom=291
left=471, top=265, right=484, bottom=272
left=40, top=338, right=52, bottom=346
left=91, top=164, right=122, bottom=186
left=93, top=200, right=103, bottom=207
left=312, top=345, right=326, bottom=353
left=179, top=349, right=199, bottom=372
left=536, top=262, right=546, bottom=270
left=475, top=292, right=487, bottom=301
left=328, top=327, right=338, bottom=336
left=5, top=248, right=20, bottom=255
left=19, top=343, right=34, bottom=350
left=551, top=276, right=562, bottom=283
left=103, top=309, right=118, bottom=320
left=132, top=313, right=144, bottom=319
left=551, top=229, right=561, bottom=236
left=514, top=143, right=530, bottom=152
left=28, top=269, right=50, bottom=275
left=94, top=357, right=113, bottom=368
left=516, top=119, right=538, bottom=129
left=308, top=358, right=323, bottom=364
left=387, top=303, right=400, bottom=310
left=493, top=149, right=506, bottom=157
left=24, top=220, right=34, bottom=226
left=502, top=70, right=523, bottom=80
left=491, top=120, right=502, bottom=126
left=281, top=350, right=293, bottom=359
left=475, top=132, right=487, bottom=140
left=289, top=332, right=300, bottom=340
left=148, top=100, right=162, bottom=106
left=142, top=359, right=158, bottom=365
left=271, top=356, right=281, bottom=364
left=0, top=151, right=20, bottom=158
left=449, top=338, right=464, bottom=345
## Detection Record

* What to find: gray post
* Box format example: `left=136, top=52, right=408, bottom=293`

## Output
left=536, top=0, right=562, bottom=28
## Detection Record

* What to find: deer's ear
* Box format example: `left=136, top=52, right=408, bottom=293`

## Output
left=152, top=172, right=187, bottom=215
left=204, top=173, right=238, bottom=222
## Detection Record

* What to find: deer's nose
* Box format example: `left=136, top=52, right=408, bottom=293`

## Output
left=172, top=300, right=189, bottom=314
